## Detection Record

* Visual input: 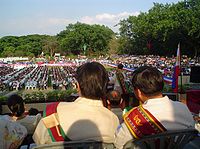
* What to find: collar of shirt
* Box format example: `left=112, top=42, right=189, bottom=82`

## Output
left=75, top=97, right=104, bottom=107
left=143, top=96, right=170, bottom=105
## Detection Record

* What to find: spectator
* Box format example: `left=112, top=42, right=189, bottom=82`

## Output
left=110, top=64, right=130, bottom=110
left=114, top=66, right=195, bottom=149
left=33, top=62, right=120, bottom=145
left=106, top=90, right=123, bottom=123
left=0, top=118, right=27, bottom=149
left=2, top=94, right=41, bottom=135
left=28, top=108, right=40, bottom=116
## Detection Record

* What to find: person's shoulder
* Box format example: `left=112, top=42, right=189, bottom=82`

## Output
left=0, top=115, right=12, bottom=121
left=26, top=113, right=42, bottom=120
left=57, top=101, right=76, bottom=112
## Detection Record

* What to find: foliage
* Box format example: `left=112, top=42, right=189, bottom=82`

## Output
left=0, top=96, right=8, bottom=103
left=0, top=35, right=51, bottom=57
left=0, top=23, right=114, bottom=57
left=108, top=35, right=120, bottom=55
left=57, top=22, right=114, bottom=55
left=118, top=0, right=200, bottom=57
left=0, top=1, right=200, bottom=57
left=42, top=36, right=59, bottom=57
left=23, top=91, right=45, bottom=103
left=45, top=89, right=77, bottom=102
left=46, top=90, right=60, bottom=102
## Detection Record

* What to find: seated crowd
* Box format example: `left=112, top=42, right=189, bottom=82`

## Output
left=0, top=62, right=199, bottom=149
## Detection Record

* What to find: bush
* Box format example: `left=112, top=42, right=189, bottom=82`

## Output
left=46, top=90, right=60, bottom=102
left=46, top=89, right=77, bottom=102
left=0, top=96, right=7, bottom=104
left=23, top=91, right=45, bottom=103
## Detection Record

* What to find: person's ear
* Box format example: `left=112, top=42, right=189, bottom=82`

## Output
left=135, top=88, right=146, bottom=103
left=134, top=88, right=142, bottom=100
left=76, top=82, right=81, bottom=95
left=107, top=99, right=110, bottom=105
left=106, top=99, right=112, bottom=110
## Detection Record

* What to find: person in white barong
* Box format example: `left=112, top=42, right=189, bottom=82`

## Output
left=33, top=62, right=119, bottom=145
left=114, top=66, right=195, bottom=149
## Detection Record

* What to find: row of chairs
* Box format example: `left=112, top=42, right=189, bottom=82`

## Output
left=30, top=129, right=199, bottom=149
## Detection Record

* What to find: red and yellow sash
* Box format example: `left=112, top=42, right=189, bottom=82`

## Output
left=42, top=102, right=71, bottom=142
left=124, top=105, right=167, bottom=139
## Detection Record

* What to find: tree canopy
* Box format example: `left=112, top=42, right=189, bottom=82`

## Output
left=0, top=0, right=199, bottom=58
left=118, top=0, right=200, bottom=56
left=57, top=22, right=114, bottom=55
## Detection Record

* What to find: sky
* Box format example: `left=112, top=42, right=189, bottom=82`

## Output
left=0, top=0, right=181, bottom=37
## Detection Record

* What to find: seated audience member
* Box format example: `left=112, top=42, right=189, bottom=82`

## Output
left=28, top=108, right=40, bottom=115
left=0, top=118, right=27, bottom=149
left=114, top=66, right=195, bottom=149
left=106, top=90, right=123, bottom=123
left=33, top=62, right=120, bottom=145
left=2, top=94, right=41, bottom=135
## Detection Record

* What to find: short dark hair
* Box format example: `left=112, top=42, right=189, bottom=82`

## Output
left=132, top=66, right=164, bottom=96
left=28, top=108, right=39, bottom=115
left=7, top=94, right=25, bottom=117
left=75, top=62, right=109, bottom=100
left=117, top=64, right=124, bottom=69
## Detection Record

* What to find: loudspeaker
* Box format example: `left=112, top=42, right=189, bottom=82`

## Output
left=190, top=66, right=200, bottom=83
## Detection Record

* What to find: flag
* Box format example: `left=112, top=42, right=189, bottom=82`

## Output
left=172, top=43, right=181, bottom=93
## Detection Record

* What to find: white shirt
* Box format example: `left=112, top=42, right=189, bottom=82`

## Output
left=114, top=96, right=195, bottom=149
left=0, top=118, right=27, bottom=149
left=1, top=113, right=41, bottom=134
left=33, top=97, right=120, bottom=145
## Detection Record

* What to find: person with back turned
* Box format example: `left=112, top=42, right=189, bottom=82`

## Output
left=114, top=66, right=195, bottom=149
left=33, top=62, right=119, bottom=145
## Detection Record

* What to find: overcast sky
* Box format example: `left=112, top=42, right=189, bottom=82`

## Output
left=0, top=0, right=180, bottom=37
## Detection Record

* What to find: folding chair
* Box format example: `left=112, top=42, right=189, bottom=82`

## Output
left=32, top=140, right=115, bottom=149
left=123, top=129, right=198, bottom=149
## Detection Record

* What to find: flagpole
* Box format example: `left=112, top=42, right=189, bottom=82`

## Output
left=179, top=43, right=184, bottom=94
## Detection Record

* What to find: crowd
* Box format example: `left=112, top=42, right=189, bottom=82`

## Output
left=0, top=55, right=200, bottom=93
left=0, top=61, right=199, bottom=149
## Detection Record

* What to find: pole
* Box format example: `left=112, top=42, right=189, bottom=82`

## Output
left=179, top=43, right=183, bottom=94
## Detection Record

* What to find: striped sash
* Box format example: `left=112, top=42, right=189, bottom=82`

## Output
left=116, top=70, right=128, bottom=94
left=124, top=105, right=167, bottom=139
left=42, top=102, right=71, bottom=142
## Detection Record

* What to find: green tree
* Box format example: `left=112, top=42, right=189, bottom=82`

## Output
left=57, top=22, right=114, bottom=56
left=108, top=35, right=120, bottom=55
left=2, top=46, right=15, bottom=57
left=118, top=0, right=200, bottom=57
left=42, top=36, right=59, bottom=57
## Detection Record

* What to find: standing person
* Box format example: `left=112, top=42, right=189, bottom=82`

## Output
left=114, top=66, right=195, bottom=149
left=33, top=62, right=119, bottom=145
left=110, top=64, right=130, bottom=111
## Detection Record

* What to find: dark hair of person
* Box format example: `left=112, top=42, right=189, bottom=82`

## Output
left=75, top=62, right=109, bottom=100
left=117, top=63, right=124, bottom=69
left=7, top=94, right=25, bottom=117
left=106, top=90, right=121, bottom=107
left=131, top=66, right=164, bottom=97
left=28, top=108, right=39, bottom=115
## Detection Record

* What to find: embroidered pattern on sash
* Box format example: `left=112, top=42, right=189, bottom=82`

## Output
left=124, top=105, right=166, bottom=139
